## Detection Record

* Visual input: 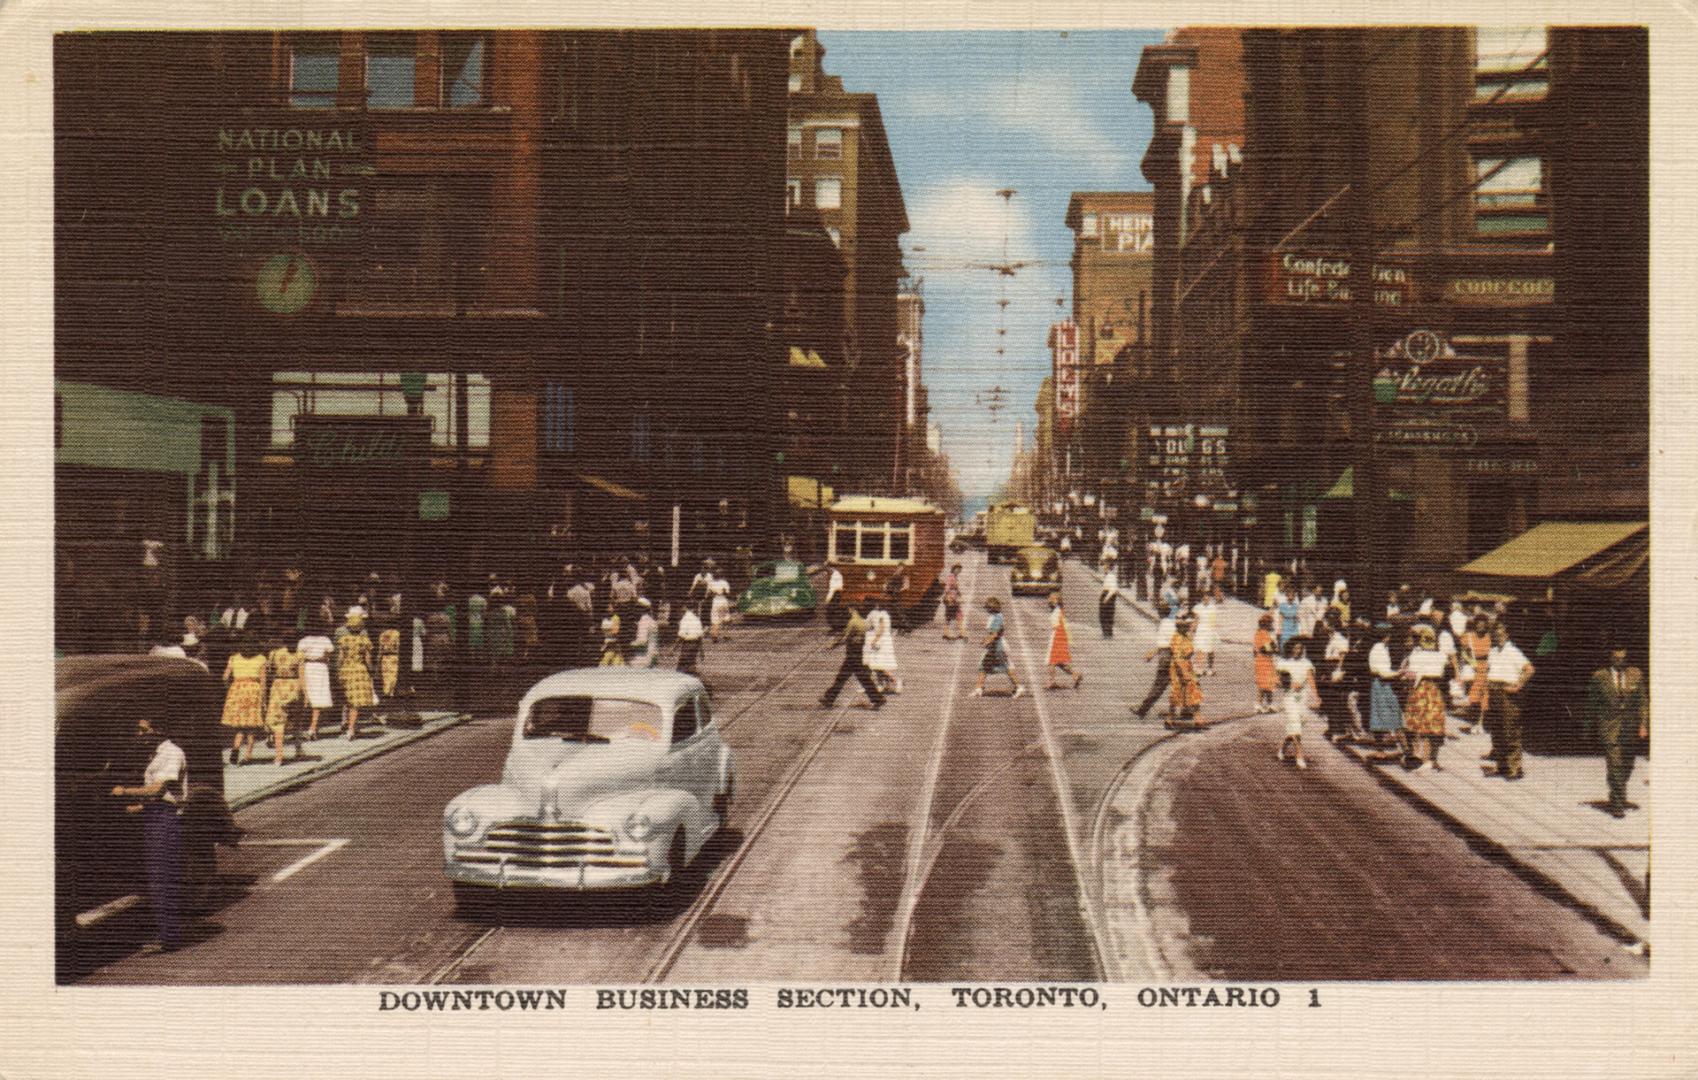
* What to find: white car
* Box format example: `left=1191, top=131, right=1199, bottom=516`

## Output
left=443, top=668, right=734, bottom=902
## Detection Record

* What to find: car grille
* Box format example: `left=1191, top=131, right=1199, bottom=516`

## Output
left=456, top=821, right=650, bottom=869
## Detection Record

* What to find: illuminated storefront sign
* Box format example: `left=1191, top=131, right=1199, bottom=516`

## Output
left=1372, top=329, right=1506, bottom=450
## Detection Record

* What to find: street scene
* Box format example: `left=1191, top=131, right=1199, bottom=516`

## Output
left=53, top=26, right=1650, bottom=986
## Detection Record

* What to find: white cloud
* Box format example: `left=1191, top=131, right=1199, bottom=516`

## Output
left=904, top=177, right=1037, bottom=267
left=987, top=72, right=1138, bottom=177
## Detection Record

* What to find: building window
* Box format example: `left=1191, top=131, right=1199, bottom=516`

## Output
left=442, top=33, right=488, bottom=108
left=787, top=125, right=802, bottom=158
left=790, top=35, right=806, bottom=58
left=826, top=227, right=841, bottom=248
left=270, top=372, right=488, bottom=449
left=814, top=177, right=842, bottom=210
left=788, top=73, right=803, bottom=94
left=1475, top=27, right=1548, bottom=102
left=786, top=178, right=802, bottom=211
left=1166, top=66, right=1190, bottom=123
left=1473, top=156, right=1548, bottom=235
left=543, top=381, right=575, bottom=454
left=365, top=35, right=417, bottom=109
left=1080, top=212, right=1098, bottom=238
left=289, top=39, right=339, bottom=109
left=815, top=127, right=843, bottom=160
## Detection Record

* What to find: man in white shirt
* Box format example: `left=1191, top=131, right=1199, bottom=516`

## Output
left=1448, top=598, right=1469, bottom=641
left=110, top=715, right=188, bottom=952
left=1484, top=623, right=1535, bottom=780
left=676, top=606, right=705, bottom=675
left=1131, top=606, right=1180, bottom=720
left=825, top=566, right=844, bottom=606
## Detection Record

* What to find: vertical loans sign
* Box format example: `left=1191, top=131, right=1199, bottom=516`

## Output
left=1052, top=320, right=1080, bottom=433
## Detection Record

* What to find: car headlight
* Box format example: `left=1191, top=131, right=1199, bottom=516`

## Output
left=446, top=805, right=479, bottom=839
left=624, top=812, right=655, bottom=841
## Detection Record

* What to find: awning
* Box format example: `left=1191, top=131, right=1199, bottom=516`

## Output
left=1456, top=521, right=1647, bottom=579
left=576, top=473, right=644, bottom=501
left=1321, top=466, right=1414, bottom=502
left=787, top=475, right=833, bottom=509
left=788, top=346, right=828, bottom=369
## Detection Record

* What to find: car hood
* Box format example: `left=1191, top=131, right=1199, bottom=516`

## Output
left=500, top=739, right=664, bottom=814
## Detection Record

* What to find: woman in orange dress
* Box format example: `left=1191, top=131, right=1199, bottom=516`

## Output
left=1168, top=613, right=1204, bottom=727
left=1253, top=613, right=1279, bottom=713
left=1043, top=593, right=1082, bottom=690
left=1458, top=613, right=1493, bottom=734
left=221, top=633, right=269, bottom=765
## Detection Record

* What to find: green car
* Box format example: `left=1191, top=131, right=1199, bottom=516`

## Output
left=737, top=560, right=818, bottom=617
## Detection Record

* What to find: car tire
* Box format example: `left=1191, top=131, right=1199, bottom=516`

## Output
left=713, top=775, right=734, bottom=822
left=667, top=829, right=688, bottom=885
left=451, top=881, right=495, bottom=917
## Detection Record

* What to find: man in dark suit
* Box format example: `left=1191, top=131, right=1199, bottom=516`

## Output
left=1586, top=645, right=1648, bottom=818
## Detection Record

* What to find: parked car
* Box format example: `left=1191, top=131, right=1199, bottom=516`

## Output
left=55, top=654, right=237, bottom=970
left=1010, top=544, right=1062, bottom=596
left=736, top=559, right=817, bottom=617
left=443, top=668, right=734, bottom=903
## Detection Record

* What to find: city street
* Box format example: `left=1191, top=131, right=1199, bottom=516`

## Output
left=71, top=550, right=1644, bottom=986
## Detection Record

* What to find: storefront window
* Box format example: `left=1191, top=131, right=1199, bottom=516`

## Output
left=290, top=39, right=340, bottom=109
left=271, top=372, right=489, bottom=449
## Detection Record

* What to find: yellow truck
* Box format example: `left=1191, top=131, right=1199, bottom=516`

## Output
left=984, top=501, right=1036, bottom=563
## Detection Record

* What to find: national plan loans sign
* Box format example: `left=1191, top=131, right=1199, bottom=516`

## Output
left=213, top=120, right=371, bottom=313
left=1052, top=320, right=1080, bottom=433
left=1372, top=329, right=1506, bottom=450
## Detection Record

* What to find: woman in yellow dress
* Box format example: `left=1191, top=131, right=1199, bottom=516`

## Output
left=337, top=608, right=376, bottom=740
left=599, top=602, right=625, bottom=666
left=221, top=633, right=269, bottom=765
left=1167, top=613, right=1205, bottom=729
left=265, top=638, right=302, bottom=766
left=378, top=625, right=402, bottom=698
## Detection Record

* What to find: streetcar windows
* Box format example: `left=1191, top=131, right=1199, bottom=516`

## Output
left=832, top=520, right=915, bottom=563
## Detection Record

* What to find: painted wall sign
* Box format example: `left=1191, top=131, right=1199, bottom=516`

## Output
left=1444, top=276, right=1556, bottom=305
left=1267, top=251, right=1415, bottom=306
left=213, top=122, right=370, bottom=249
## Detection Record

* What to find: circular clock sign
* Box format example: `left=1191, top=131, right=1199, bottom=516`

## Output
left=256, top=253, right=318, bottom=315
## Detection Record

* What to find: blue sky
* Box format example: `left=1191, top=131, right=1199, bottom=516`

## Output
left=819, top=30, right=1165, bottom=510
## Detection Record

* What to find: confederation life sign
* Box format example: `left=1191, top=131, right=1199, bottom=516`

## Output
left=1267, top=251, right=1415, bottom=306
left=213, top=124, right=370, bottom=248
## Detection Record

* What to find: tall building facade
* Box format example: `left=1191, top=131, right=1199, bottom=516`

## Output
left=55, top=29, right=796, bottom=642
left=786, top=32, right=909, bottom=496
left=1133, top=27, right=1647, bottom=632
left=1061, top=192, right=1155, bottom=517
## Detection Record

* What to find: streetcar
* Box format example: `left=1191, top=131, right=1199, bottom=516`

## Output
left=984, top=500, right=1036, bottom=563
left=826, top=496, right=946, bottom=620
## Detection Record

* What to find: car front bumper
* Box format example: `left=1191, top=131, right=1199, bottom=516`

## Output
left=445, top=850, right=664, bottom=891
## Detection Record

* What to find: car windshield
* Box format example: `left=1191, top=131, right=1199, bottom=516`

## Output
left=524, top=696, right=665, bottom=744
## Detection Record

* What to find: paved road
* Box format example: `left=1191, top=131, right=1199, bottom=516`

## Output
left=70, top=548, right=1646, bottom=985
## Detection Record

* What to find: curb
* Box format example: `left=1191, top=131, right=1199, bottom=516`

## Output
left=228, top=711, right=476, bottom=812
left=1335, top=742, right=1645, bottom=948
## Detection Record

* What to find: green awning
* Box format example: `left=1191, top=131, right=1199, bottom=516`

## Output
left=1457, top=521, right=1647, bottom=579
left=1322, top=466, right=1413, bottom=502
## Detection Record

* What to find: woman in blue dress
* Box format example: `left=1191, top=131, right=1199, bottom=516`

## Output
left=1277, top=590, right=1301, bottom=650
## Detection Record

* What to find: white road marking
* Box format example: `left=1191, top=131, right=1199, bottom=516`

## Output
left=244, top=837, right=352, bottom=883
left=75, top=893, right=141, bottom=929
left=1005, top=589, right=1111, bottom=979
left=889, top=557, right=979, bottom=978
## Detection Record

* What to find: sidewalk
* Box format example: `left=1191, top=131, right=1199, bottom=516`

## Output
left=1073, top=556, right=1652, bottom=949
left=223, top=709, right=473, bottom=810
left=1338, top=723, right=1651, bottom=946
